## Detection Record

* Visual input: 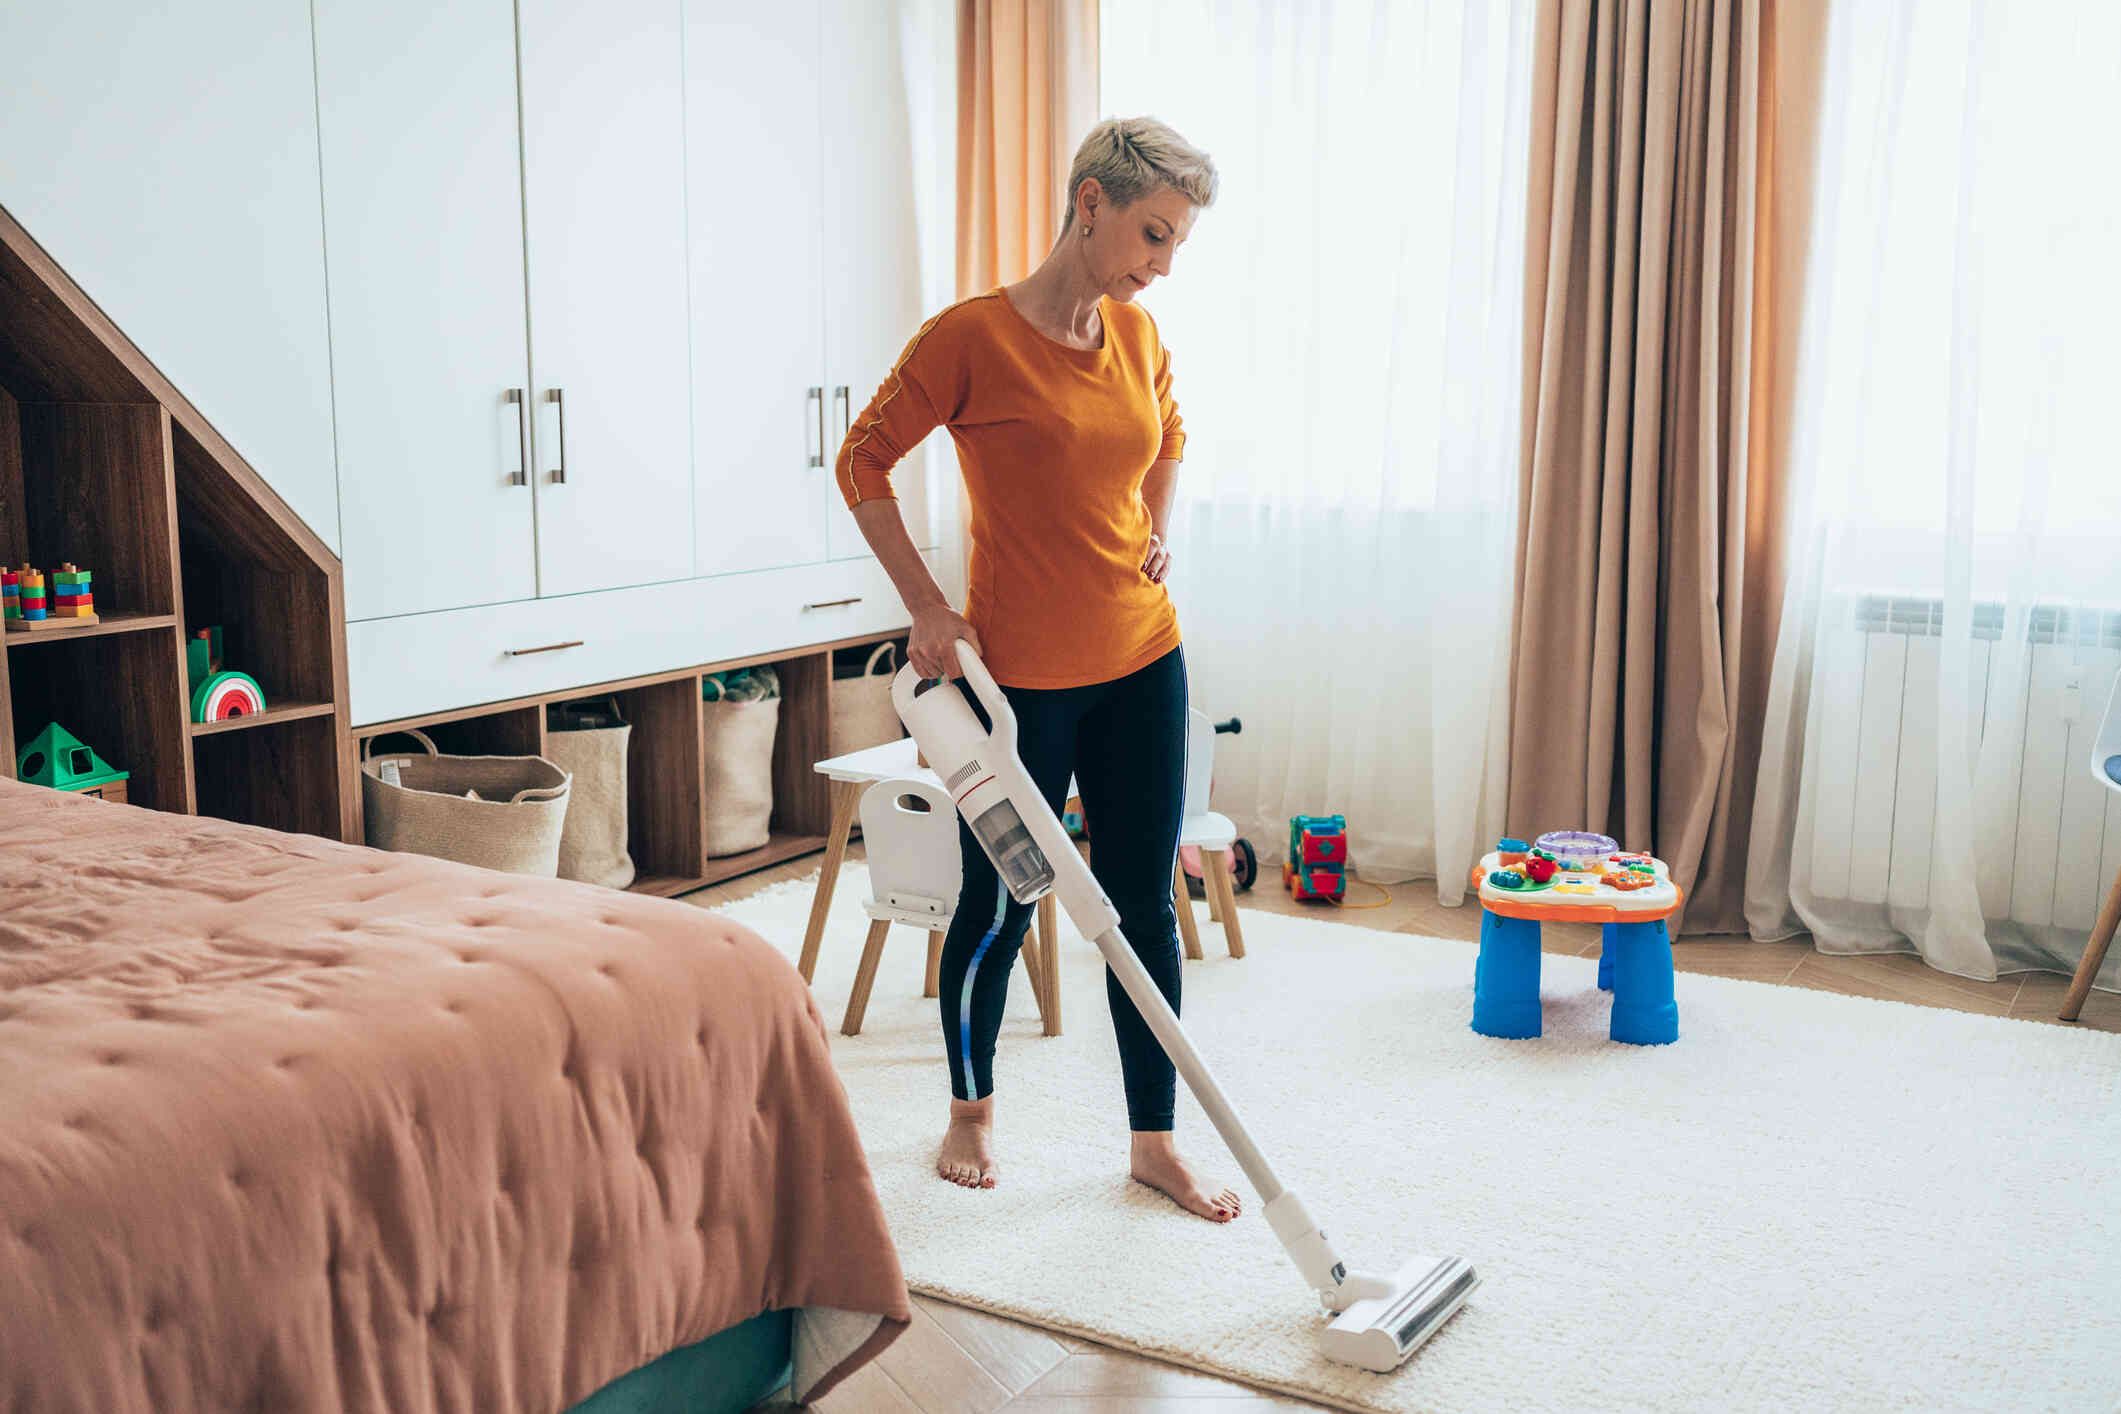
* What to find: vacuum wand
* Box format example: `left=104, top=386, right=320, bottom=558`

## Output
left=1087, top=922, right=1286, bottom=1204
left=894, top=641, right=1479, bottom=1372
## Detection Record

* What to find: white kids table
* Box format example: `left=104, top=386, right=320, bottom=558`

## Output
left=803, top=737, right=1075, bottom=1036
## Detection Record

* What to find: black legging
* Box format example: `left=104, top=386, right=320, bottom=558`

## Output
left=936, top=646, right=1188, bottom=1130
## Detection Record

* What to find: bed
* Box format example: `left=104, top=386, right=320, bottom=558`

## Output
left=0, top=776, right=908, bottom=1413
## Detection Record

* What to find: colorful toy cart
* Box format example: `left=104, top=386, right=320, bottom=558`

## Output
left=1284, top=813, right=1349, bottom=901
left=1467, top=830, right=1681, bottom=1045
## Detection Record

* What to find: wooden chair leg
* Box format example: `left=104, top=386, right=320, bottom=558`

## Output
left=841, top=918, right=893, bottom=1036
left=923, top=930, right=944, bottom=999
left=1203, top=852, right=1223, bottom=922
left=1037, top=895, right=1062, bottom=1036
left=1174, top=858, right=1205, bottom=961
left=2061, top=866, right=2121, bottom=1021
left=1204, top=848, right=1246, bottom=959
left=799, top=779, right=865, bottom=984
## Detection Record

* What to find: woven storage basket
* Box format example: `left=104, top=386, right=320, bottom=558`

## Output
left=361, top=729, right=571, bottom=877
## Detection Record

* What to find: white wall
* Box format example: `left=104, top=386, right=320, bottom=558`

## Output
left=898, top=0, right=966, bottom=600
left=0, top=1, right=341, bottom=552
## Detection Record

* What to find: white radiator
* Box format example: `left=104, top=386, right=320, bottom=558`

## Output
left=1808, top=597, right=2121, bottom=930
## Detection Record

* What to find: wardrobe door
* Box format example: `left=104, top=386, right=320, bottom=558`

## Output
left=518, top=0, right=696, bottom=597
left=819, top=0, right=932, bottom=561
left=685, top=0, right=831, bottom=575
left=1, top=0, right=342, bottom=553
left=315, top=0, right=538, bottom=620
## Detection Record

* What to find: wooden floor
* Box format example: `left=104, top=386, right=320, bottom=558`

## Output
left=701, top=850, right=2118, bottom=1413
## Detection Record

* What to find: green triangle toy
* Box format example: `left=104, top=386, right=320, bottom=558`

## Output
left=17, top=722, right=129, bottom=793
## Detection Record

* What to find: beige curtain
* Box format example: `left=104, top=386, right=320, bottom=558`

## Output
left=1731, top=0, right=1827, bottom=929
left=956, top=0, right=1100, bottom=296
left=1507, top=0, right=1781, bottom=934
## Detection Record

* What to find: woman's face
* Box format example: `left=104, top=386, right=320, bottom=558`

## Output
left=1079, top=180, right=1197, bottom=303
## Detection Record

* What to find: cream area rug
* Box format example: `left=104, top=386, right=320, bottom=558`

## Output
left=707, top=865, right=2121, bottom=1413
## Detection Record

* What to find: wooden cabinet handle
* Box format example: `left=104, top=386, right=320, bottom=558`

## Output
left=803, top=597, right=862, bottom=611
left=506, top=640, right=584, bottom=656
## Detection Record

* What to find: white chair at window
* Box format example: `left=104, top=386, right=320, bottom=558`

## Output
left=840, top=778, right=1056, bottom=1037
left=1172, top=708, right=1247, bottom=961
left=2061, top=671, right=2121, bottom=1021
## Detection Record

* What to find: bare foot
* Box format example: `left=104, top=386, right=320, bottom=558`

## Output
left=1129, top=1131, right=1241, bottom=1223
left=937, top=1096, right=998, bottom=1189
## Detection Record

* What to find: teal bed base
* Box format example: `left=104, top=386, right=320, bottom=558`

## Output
left=566, top=1308, right=793, bottom=1414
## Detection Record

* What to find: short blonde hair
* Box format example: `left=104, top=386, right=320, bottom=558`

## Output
left=1062, top=117, right=1219, bottom=239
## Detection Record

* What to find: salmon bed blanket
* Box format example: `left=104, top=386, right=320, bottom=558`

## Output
left=0, top=778, right=907, bottom=1413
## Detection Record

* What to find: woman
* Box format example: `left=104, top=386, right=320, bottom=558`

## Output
left=836, top=117, right=1238, bottom=1224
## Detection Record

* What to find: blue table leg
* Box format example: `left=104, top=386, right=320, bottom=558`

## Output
left=1597, top=922, right=1616, bottom=991
left=1607, top=918, right=1679, bottom=1045
left=1472, top=911, right=1543, bottom=1038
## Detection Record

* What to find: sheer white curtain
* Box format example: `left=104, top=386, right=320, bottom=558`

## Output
left=1747, top=0, right=2121, bottom=985
left=1101, top=0, right=1535, bottom=899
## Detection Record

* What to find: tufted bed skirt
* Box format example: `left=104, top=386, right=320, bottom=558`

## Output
left=0, top=777, right=908, bottom=1412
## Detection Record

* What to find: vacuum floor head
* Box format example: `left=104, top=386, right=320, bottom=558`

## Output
left=1318, top=1256, right=1481, bottom=1373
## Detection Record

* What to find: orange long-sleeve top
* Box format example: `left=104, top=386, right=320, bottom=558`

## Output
left=835, top=288, right=1185, bottom=690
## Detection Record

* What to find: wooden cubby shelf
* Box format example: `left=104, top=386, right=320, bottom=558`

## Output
left=190, top=699, right=337, bottom=737
left=689, top=833, right=832, bottom=892
left=354, top=628, right=909, bottom=896
left=0, top=203, right=354, bottom=838
left=5, top=611, right=181, bottom=646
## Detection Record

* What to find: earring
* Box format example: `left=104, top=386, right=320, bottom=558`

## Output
left=1082, top=225, right=1092, bottom=237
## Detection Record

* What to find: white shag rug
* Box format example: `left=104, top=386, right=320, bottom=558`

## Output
left=707, top=866, right=2121, bottom=1413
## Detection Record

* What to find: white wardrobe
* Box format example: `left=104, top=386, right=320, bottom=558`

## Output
left=316, top=0, right=939, bottom=723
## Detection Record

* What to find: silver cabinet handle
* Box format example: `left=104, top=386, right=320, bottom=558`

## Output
left=506, top=640, right=583, bottom=656
left=808, top=386, right=825, bottom=468
left=506, top=388, right=529, bottom=486
left=547, top=387, right=567, bottom=484
left=803, top=596, right=862, bottom=610
left=833, top=385, right=850, bottom=437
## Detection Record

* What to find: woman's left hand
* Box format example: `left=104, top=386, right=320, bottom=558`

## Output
left=1141, top=531, right=1173, bottom=584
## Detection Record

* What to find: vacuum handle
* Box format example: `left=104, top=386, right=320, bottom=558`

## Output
left=950, top=638, right=1019, bottom=750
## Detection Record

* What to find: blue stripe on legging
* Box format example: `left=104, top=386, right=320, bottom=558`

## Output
left=958, top=876, right=1009, bottom=1099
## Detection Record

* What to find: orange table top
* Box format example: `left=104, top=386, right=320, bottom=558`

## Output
left=1468, top=851, right=1684, bottom=925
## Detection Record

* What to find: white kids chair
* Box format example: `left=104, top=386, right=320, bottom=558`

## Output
left=840, top=777, right=1056, bottom=1037
left=2060, top=670, right=2121, bottom=1021
left=1172, top=708, right=1247, bottom=960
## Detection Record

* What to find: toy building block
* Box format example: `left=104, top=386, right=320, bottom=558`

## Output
left=187, top=626, right=226, bottom=691
left=1, top=567, right=18, bottom=620
left=17, top=722, right=129, bottom=800
left=191, top=670, right=267, bottom=723
left=4, top=567, right=75, bottom=632
left=43, top=564, right=98, bottom=623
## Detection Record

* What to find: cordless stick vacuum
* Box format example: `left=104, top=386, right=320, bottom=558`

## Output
left=893, top=641, right=1479, bottom=1373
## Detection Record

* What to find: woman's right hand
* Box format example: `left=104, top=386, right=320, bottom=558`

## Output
left=908, top=604, right=982, bottom=680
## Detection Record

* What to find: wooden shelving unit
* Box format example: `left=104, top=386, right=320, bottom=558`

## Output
left=189, top=699, right=337, bottom=736
left=355, top=629, right=908, bottom=896
left=4, top=610, right=180, bottom=644
left=0, top=203, right=353, bottom=837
